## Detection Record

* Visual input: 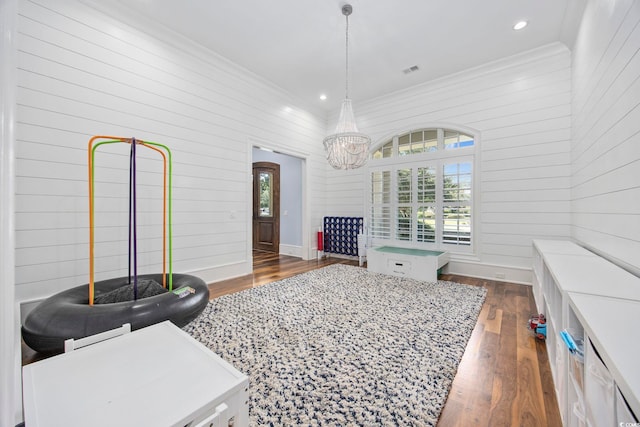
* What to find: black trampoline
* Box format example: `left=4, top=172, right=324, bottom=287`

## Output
left=22, top=273, right=209, bottom=353
left=21, top=137, right=210, bottom=353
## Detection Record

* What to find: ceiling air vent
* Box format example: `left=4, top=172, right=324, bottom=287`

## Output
left=402, top=65, right=420, bottom=74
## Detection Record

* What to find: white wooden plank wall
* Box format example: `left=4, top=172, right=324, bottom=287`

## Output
left=15, top=0, right=328, bottom=302
left=326, top=43, right=572, bottom=271
left=571, top=0, right=640, bottom=272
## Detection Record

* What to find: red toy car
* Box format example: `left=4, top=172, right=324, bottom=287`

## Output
left=528, top=314, right=547, bottom=340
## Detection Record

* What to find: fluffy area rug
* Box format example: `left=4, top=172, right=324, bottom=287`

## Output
left=184, top=264, right=486, bottom=426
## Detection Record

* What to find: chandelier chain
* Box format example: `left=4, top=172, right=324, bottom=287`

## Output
left=345, top=13, right=349, bottom=99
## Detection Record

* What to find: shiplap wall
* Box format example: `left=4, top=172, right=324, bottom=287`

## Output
left=15, top=0, right=328, bottom=303
left=1, top=0, right=21, bottom=424
left=571, top=0, right=640, bottom=273
left=326, top=43, right=572, bottom=278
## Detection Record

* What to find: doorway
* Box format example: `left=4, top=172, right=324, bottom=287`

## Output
left=252, top=161, right=280, bottom=253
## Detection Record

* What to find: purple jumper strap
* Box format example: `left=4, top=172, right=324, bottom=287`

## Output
left=131, top=138, right=138, bottom=300
left=128, top=147, right=133, bottom=285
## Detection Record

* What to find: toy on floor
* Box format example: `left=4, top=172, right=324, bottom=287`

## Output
left=528, top=313, right=547, bottom=340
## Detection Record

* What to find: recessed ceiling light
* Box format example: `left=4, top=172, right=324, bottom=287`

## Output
left=402, top=65, right=420, bottom=74
left=320, top=94, right=327, bottom=101
left=513, top=20, right=528, bottom=30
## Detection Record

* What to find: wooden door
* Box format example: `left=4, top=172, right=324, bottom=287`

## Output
left=252, top=162, right=280, bottom=253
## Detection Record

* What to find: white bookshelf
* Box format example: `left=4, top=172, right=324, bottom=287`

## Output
left=532, top=240, right=640, bottom=426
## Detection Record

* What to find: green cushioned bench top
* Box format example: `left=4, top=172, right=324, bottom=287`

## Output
left=373, top=246, right=445, bottom=257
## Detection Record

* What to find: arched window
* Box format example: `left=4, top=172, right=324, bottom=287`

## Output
left=368, top=127, right=476, bottom=253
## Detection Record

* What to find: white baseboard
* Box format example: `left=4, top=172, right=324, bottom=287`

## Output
left=186, top=260, right=252, bottom=285
left=279, top=244, right=303, bottom=258
left=444, top=259, right=532, bottom=285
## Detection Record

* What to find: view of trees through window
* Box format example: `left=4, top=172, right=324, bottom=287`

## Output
left=259, top=172, right=272, bottom=217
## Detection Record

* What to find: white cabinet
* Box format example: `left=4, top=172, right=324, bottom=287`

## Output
left=532, top=240, right=640, bottom=426
left=584, top=338, right=614, bottom=427
left=617, top=386, right=639, bottom=423
left=568, top=293, right=640, bottom=427
left=531, top=240, right=590, bottom=419
left=569, top=399, right=587, bottom=427
left=22, top=321, right=249, bottom=427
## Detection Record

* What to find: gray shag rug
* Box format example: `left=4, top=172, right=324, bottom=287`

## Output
left=184, top=264, right=486, bottom=426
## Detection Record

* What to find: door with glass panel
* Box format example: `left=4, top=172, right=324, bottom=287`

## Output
left=252, top=162, right=280, bottom=253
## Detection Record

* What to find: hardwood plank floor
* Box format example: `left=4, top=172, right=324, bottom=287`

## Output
left=206, top=251, right=360, bottom=299
left=427, top=274, right=561, bottom=427
left=22, top=251, right=562, bottom=426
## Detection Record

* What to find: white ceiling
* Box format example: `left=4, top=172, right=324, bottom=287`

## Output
left=107, top=0, right=584, bottom=111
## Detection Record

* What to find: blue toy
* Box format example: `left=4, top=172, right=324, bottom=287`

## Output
left=528, top=314, right=547, bottom=340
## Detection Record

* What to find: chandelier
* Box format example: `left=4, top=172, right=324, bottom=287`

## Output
left=323, top=4, right=371, bottom=170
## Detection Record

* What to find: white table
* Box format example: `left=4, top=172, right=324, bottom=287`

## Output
left=22, top=321, right=249, bottom=427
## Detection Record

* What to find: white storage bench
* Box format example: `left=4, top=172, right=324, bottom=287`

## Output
left=367, top=246, right=449, bottom=282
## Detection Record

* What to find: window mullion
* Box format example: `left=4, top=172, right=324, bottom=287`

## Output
left=411, top=170, right=419, bottom=243
left=436, top=161, right=443, bottom=247
left=393, top=135, right=398, bottom=158
left=391, top=166, right=397, bottom=241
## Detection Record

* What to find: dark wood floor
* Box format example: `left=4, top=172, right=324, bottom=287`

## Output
left=206, top=250, right=359, bottom=299
left=437, top=273, right=561, bottom=427
left=22, top=250, right=562, bottom=426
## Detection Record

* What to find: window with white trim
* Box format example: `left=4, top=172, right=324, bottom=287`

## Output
left=370, top=171, right=391, bottom=239
left=369, top=128, right=475, bottom=252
